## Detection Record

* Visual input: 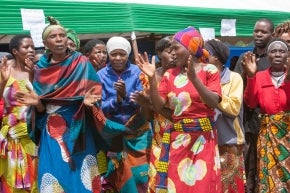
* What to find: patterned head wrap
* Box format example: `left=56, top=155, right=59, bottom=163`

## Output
left=106, top=36, right=131, bottom=55
left=42, top=16, right=65, bottom=41
left=174, top=26, right=209, bottom=63
left=66, top=29, right=80, bottom=50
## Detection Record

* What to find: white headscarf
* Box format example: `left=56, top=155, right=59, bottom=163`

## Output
left=106, top=36, right=131, bottom=55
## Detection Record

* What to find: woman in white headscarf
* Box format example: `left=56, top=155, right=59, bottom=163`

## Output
left=97, top=36, right=152, bottom=193
left=243, top=38, right=290, bottom=192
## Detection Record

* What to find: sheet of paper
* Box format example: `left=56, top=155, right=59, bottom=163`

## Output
left=199, top=28, right=215, bottom=41
left=221, top=19, right=236, bottom=36
left=21, top=8, right=45, bottom=30
left=30, top=24, right=48, bottom=48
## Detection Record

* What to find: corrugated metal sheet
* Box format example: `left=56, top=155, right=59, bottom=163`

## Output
left=0, top=0, right=289, bottom=42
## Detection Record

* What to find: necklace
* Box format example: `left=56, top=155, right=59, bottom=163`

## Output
left=271, top=71, right=285, bottom=77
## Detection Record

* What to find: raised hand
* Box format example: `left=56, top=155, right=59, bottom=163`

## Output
left=135, top=52, right=156, bottom=78
left=185, top=55, right=201, bottom=82
left=0, top=56, right=12, bottom=83
left=242, top=51, right=257, bottom=77
left=84, top=87, right=101, bottom=107
left=15, top=85, right=40, bottom=106
left=91, top=55, right=105, bottom=71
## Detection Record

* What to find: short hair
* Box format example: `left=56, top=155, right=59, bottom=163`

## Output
left=256, top=18, right=274, bottom=33
left=83, top=39, right=105, bottom=54
left=9, top=34, right=32, bottom=55
left=155, top=36, right=172, bottom=54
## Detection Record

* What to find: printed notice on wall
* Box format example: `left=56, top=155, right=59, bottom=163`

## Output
left=21, top=8, right=45, bottom=30
left=221, top=19, right=236, bottom=36
left=199, top=28, right=215, bottom=41
left=30, top=24, right=48, bottom=48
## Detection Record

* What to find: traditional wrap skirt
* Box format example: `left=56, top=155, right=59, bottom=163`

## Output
left=155, top=117, right=222, bottom=193
left=257, top=112, right=290, bottom=193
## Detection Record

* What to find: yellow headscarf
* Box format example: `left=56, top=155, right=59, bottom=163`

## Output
left=42, top=16, right=65, bottom=41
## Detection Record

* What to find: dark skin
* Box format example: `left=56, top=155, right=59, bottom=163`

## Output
left=0, top=38, right=35, bottom=98
left=242, top=42, right=290, bottom=79
left=130, top=44, right=175, bottom=121
left=108, top=49, right=128, bottom=103
left=87, top=44, right=107, bottom=71
left=15, top=29, right=102, bottom=114
left=253, top=21, right=273, bottom=55
left=135, top=40, right=220, bottom=114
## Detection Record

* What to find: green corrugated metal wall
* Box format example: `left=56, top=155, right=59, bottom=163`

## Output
left=0, top=0, right=289, bottom=36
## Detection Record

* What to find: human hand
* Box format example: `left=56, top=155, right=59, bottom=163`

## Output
left=0, top=56, right=11, bottom=83
left=114, top=79, right=126, bottom=99
left=15, top=85, right=40, bottom=106
left=135, top=52, right=156, bottom=78
left=129, top=91, right=150, bottom=107
left=84, top=87, right=101, bottom=107
left=24, top=58, right=35, bottom=73
left=242, top=51, right=257, bottom=77
left=185, top=55, right=201, bottom=82
left=91, top=56, right=105, bottom=71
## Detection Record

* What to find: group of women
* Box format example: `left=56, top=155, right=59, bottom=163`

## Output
left=0, top=15, right=289, bottom=193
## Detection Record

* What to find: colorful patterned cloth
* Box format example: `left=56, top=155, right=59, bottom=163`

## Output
left=104, top=112, right=152, bottom=193
left=155, top=64, right=222, bottom=192
left=29, top=51, right=128, bottom=193
left=98, top=62, right=152, bottom=193
left=156, top=118, right=221, bottom=193
left=173, top=26, right=209, bottom=63
left=257, top=112, right=290, bottom=193
left=219, top=145, right=246, bottom=193
left=147, top=114, right=172, bottom=193
left=0, top=77, right=38, bottom=193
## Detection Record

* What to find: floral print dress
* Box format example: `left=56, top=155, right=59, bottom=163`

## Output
left=0, top=76, right=38, bottom=193
left=155, top=64, right=222, bottom=193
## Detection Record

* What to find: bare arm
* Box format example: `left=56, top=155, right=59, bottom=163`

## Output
left=187, top=55, right=220, bottom=108
left=135, top=52, right=166, bottom=112
left=15, top=85, right=45, bottom=113
left=0, top=56, right=11, bottom=98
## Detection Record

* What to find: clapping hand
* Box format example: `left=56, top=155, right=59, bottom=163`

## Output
left=185, top=55, right=200, bottom=82
left=0, top=56, right=11, bottom=83
left=84, top=87, right=101, bottom=107
left=242, top=51, right=257, bottom=77
left=15, top=85, right=40, bottom=106
left=130, top=91, right=150, bottom=107
left=135, top=52, right=156, bottom=78
left=114, top=79, right=126, bottom=103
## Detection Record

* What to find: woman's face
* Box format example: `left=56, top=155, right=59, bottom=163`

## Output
left=108, top=49, right=128, bottom=73
left=13, top=38, right=35, bottom=63
left=88, top=44, right=107, bottom=70
left=44, top=28, right=68, bottom=55
left=158, top=46, right=175, bottom=70
left=267, top=42, right=288, bottom=71
left=67, top=38, right=77, bottom=51
left=171, top=40, right=190, bottom=67
left=280, top=32, right=290, bottom=47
